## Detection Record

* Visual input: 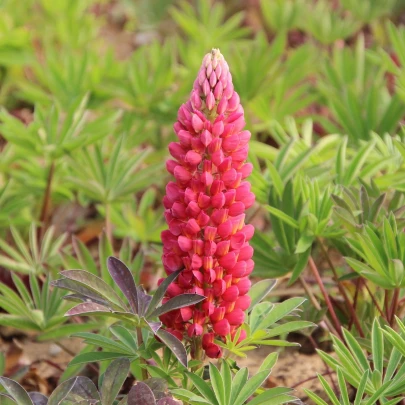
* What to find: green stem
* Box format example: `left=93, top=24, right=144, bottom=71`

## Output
left=191, top=336, right=204, bottom=372
left=136, top=327, right=149, bottom=380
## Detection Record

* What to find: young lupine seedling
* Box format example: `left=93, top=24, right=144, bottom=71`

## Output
left=0, top=271, right=98, bottom=340
left=306, top=319, right=405, bottom=404
left=172, top=356, right=296, bottom=405
left=0, top=224, right=66, bottom=275
left=53, top=256, right=205, bottom=369
left=159, top=49, right=256, bottom=360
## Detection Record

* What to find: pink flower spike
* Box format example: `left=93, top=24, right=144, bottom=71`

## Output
left=161, top=49, right=255, bottom=358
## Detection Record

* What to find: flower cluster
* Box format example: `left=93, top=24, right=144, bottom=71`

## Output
left=159, top=49, right=255, bottom=358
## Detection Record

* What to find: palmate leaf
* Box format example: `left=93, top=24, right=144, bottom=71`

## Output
left=107, top=256, right=139, bottom=314
left=54, top=256, right=205, bottom=368
left=100, top=359, right=130, bottom=405
left=155, top=329, right=188, bottom=368
left=128, top=382, right=156, bottom=405
left=248, top=279, right=277, bottom=311
left=0, top=224, right=66, bottom=275
left=176, top=357, right=294, bottom=405
left=308, top=319, right=405, bottom=403
left=58, top=269, right=127, bottom=309
left=0, top=378, right=34, bottom=405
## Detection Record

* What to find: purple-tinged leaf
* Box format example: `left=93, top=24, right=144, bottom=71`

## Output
left=65, top=303, right=139, bottom=324
left=29, top=392, right=48, bottom=405
left=45, top=377, right=76, bottom=405
left=63, top=293, right=111, bottom=307
left=145, top=269, right=182, bottom=318
left=144, top=379, right=167, bottom=401
left=67, top=376, right=100, bottom=402
left=151, top=294, right=205, bottom=317
left=100, top=358, right=130, bottom=405
left=157, top=398, right=180, bottom=405
left=59, top=270, right=127, bottom=309
left=0, top=377, right=34, bottom=405
left=53, top=278, right=117, bottom=309
left=146, top=320, right=162, bottom=334
left=137, top=286, right=152, bottom=317
left=66, top=302, right=111, bottom=315
left=155, top=329, right=187, bottom=368
left=107, top=257, right=139, bottom=314
left=47, top=377, right=99, bottom=404
left=128, top=382, right=156, bottom=405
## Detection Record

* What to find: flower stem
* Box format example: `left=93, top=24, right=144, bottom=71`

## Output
left=308, top=256, right=344, bottom=340
left=191, top=336, right=204, bottom=372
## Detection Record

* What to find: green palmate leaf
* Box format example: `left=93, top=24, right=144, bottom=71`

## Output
left=265, top=321, right=316, bottom=338
left=289, top=248, right=311, bottom=285
left=0, top=352, right=4, bottom=377
left=230, top=368, right=248, bottom=405
left=256, top=297, right=306, bottom=331
left=73, top=332, right=135, bottom=354
left=110, top=325, right=138, bottom=352
left=69, top=352, right=132, bottom=367
left=247, top=387, right=293, bottom=405
left=209, top=363, right=225, bottom=405
left=372, top=320, right=384, bottom=375
left=248, top=279, right=276, bottom=311
left=185, top=372, right=219, bottom=405
left=265, top=206, right=299, bottom=229
left=259, top=353, right=279, bottom=372
left=234, top=369, right=272, bottom=405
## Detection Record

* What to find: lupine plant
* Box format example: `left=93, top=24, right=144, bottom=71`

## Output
left=3, top=1, right=405, bottom=404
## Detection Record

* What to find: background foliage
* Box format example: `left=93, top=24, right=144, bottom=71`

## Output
left=2, top=0, right=405, bottom=403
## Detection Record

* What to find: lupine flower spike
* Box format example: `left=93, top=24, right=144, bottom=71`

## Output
left=160, top=49, right=255, bottom=359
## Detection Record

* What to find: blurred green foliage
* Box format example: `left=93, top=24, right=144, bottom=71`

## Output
left=2, top=0, right=405, bottom=401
